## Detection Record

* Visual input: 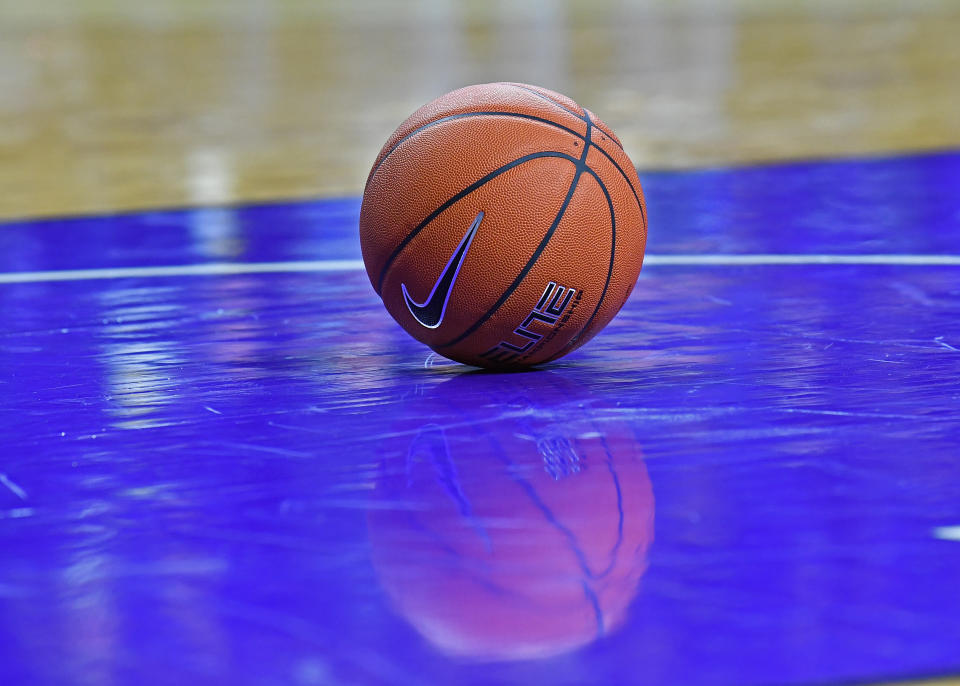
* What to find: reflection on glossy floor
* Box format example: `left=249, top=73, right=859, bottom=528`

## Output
left=2, top=151, right=959, bottom=685
left=2, top=0, right=960, bottom=218
left=3, top=1, right=960, bottom=684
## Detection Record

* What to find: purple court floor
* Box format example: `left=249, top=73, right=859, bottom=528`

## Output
left=2, top=151, right=960, bottom=686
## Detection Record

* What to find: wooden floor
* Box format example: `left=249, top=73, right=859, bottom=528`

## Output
left=2, top=3, right=960, bottom=685
left=1, top=0, right=959, bottom=219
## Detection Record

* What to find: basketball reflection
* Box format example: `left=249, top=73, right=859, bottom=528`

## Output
left=367, top=371, right=654, bottom=661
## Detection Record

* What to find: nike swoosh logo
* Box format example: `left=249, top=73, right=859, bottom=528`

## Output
left=402, top=211, right=484, bottom=329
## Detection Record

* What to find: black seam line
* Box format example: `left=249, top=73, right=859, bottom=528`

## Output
left=544, top=165, right=616, bottom=362
left=504, top=82, right=640, bottom=222
left=502, top=82, right=587, bottom=122
left=374, top=151, right=572, bottom=295
left=367, top=107, right=640, bottom=277
left=591, top=141, right=646, bottom=225
left=595, top=129, right=625, bottom=152
left=586, top=118, right=625, bottom=152
left=365, top=111, right=587, bottom=190
left=501, top=82, right=630, bottom=156
left=436, top=116, right=595, bottom=350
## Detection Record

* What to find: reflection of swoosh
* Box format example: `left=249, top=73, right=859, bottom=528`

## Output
left=402, top=211, right=484, bottom=329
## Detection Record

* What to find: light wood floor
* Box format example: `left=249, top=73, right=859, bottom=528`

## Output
left=1, top=4, right=959, bottom=684
left=1, top=0, right=959, bottom=219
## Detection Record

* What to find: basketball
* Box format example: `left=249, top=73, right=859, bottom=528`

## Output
left=359, top=82, right=647, bottom=369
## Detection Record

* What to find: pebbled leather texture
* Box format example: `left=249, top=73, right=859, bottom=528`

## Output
left=359, top=82, right=648, bottom=369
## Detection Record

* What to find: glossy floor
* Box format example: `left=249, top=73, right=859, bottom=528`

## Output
left=2, top=151, right=959, bottom=685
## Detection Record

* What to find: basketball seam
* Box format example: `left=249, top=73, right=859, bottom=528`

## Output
left=370, top=110, right=643, bottom=294
left=546, top=165, right=617, bottom=360
left=371, top=101, right=640, bottom=361
left=501, top=82, right=630, bottom=159
left=435, top=115, right=595, bottom=350
left=365, top=111, right=587, bottom=190
left=390, top=89, right=643, bottom=225
left=374, top=150, right=576, bottom=295
left=511, top=83, right=639, bottom=220
left=591, top=141, right=646, bottom=225
left=584, top=111, right=625, bottom=152
left=503, top=82, right=587, bottom=122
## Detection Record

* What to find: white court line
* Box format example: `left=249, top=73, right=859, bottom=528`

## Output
left=0, top=260, right=365, bottom=284
left=1, top=254, right=959, bottom=284
left=933, top=525, right=960, bottom=542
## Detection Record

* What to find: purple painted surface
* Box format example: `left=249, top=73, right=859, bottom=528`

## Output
left=1, top=151, right=960, bottom=686
left=3, top=149, right=960, bottom=270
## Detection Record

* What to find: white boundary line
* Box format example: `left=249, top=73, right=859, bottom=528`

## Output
left=0, top=260, right=365, bottom=284
left=0, top=254, right=959, bottom=284
left=933, top=525, right=960, bottom=542
left=645, top=254, right=960, bottom=266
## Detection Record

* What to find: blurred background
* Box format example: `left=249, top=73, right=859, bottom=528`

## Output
left=2, top=0, right=959, bottom=219
left=3, top=3, right=960, bottom=686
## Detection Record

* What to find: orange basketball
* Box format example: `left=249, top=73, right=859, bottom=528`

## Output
left=359, top=82, right=647, bottom=369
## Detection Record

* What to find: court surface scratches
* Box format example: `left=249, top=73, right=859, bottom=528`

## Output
left=1, top=151, right=959, bottom=686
